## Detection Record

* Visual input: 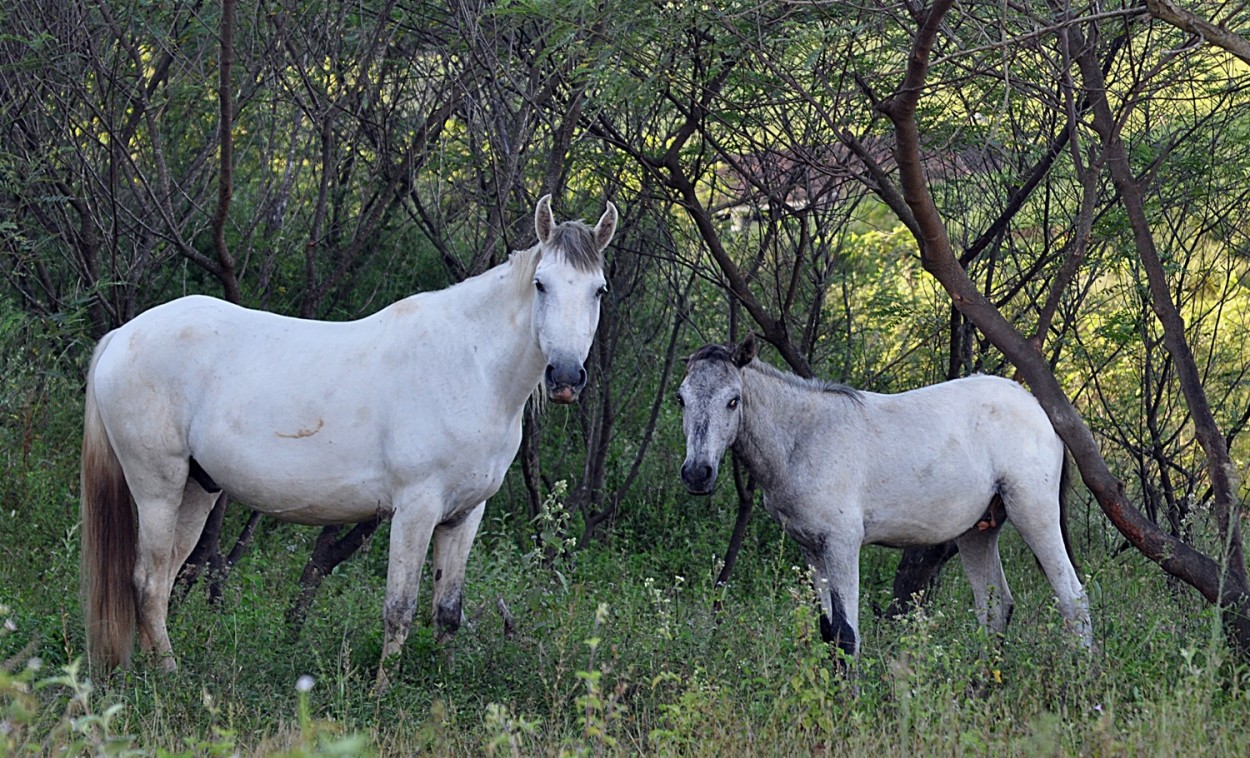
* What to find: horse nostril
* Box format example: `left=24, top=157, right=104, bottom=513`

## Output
left=681, top=461, right=713, bottom=489
left=546, top=362, right=586, bottom=390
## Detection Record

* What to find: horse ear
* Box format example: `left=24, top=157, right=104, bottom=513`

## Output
left=593, top=201, right=618, bottom=252
left=732, top=333, right=757, bottom=367
left=535, top=194, right=555, bottom=244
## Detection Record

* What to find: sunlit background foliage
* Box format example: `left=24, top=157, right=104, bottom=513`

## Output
left=3, top=0, right=1250, bottom=752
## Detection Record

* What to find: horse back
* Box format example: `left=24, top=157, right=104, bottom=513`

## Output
left=88, top=294, right=529, bottom=523
left=833, top=375, right=1063, bottom=545
left=864, top=374, right=1057, bottom=452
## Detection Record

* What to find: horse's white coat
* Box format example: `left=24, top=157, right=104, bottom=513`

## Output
left=81, top=196, right=616, bottom=687
left=678, top=337, right=1092, bottom=655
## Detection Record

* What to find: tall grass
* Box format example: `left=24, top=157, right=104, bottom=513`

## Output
left=5, top=494, right=1250, bottom=755
left=3, top=359, right=1250, bottom=754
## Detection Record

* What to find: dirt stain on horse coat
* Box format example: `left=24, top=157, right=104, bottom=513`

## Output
left=275, top=418, right=324, bottom=439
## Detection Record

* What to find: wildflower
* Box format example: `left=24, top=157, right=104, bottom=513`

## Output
left=296, top=675, right=315, bottom=693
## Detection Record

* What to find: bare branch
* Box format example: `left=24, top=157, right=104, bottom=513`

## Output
left=1146, top=0, right=1250, bottom=64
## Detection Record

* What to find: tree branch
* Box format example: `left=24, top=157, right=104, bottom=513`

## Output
left=211, top=0, right=241, bottom=304
left=878, top=0, right=1248, bottom=643
left=1146, top=0, right=1250, bottom=65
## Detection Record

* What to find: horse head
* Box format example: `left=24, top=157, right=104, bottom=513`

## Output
left=677, top=334, right=757, bottom=494
left=531, top=195, right=617, bottom=404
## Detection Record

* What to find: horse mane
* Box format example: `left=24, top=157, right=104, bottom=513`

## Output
left=688, top=343, right=860, bottom=401
left=687, top=344, right=734, bottom=364
left=544, top=220, right=605, bottom=272
left=745, top=359, right=862, bottom=401
left=508, top=219, right=605, bottom=293
left=507, top=245, right=543, bottom=292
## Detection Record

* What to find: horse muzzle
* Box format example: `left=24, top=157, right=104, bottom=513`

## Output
left=680, top=459, right=718, bottom=495
left=545, top=362, right=587, bottom=405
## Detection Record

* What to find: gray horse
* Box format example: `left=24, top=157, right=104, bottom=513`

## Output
left=677, top=335, right=1092, bottom=658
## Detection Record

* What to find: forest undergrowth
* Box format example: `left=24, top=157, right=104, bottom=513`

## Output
left=3, top=379, right=1249, bottom=756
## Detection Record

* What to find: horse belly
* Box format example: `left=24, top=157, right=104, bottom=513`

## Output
left=188, top=426, right=392, bottom=525
left=221, top=474, right=389, bottom=525
left=860, top=474, right=996, bottom=547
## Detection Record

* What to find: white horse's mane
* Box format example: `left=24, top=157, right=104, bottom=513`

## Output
left=508, top=219, right=606, bottom=292
left=507, top=244, right=542, bottom=293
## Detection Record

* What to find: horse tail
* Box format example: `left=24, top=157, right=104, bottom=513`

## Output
left=80, top=334, right=137, bottom=671
left=1058, top=452, right=1081, bottom=576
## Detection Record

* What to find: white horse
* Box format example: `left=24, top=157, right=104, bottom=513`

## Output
left=80, top=195, right=617, bottom=687
left=677, top=335, right=1092, bottom=658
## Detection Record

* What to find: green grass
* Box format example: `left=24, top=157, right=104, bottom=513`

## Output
left=6, top=510, right=1250, bottom=755
left=4, top=384, right=1250, bottom=755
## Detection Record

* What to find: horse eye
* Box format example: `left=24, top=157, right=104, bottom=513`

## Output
left=534, top=279, right=546, bottom=293
left=675, top=394, right=685, bottom=408
left=727, top=397, right=740, bottom=410
left=596, top=284, right=609, bottom=298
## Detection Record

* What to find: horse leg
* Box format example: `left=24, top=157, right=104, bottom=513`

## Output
left=431, top=502, right=485, bottom=642
left=954, top=528, right=1014, bottom=635
left=172, top=478, right=224, bottom=572
left=1006, top=494, right=1093, bottom=647
left=132, top=477, right=221, bottom=673
left=128, top=466, right=194, bottom=672
left=169, top=478, right=225, bottom=596
left=805, top=539, right=861, bottom=660
left=376, top=496, right=439, bottom=692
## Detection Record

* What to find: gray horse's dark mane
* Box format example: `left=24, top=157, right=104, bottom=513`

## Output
left=544, top=220, right=604, bottom=272
left=687, top=343, right=861, bottom=401
left=687, top=344, right=734, bottom=364
left=746, top=358, right=861, bottom=400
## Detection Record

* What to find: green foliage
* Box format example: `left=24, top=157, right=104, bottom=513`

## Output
left=4, top=0, right=1250, bottom=753
left=0, top=617, right=369, bottom=757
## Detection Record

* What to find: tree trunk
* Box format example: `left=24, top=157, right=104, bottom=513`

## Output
left=879, top=0, right=1250, bottom=655
left=886, top=542, right=960, bottom=618
left=712, top=454, right=755, bottom=614
left=883, top=18, right=1113, bottom=617
left=176, top=0, right=245, bottom=604
left=1066, top=16, right=1250, bottom=649
left=285, top=518, right=381, bottom=635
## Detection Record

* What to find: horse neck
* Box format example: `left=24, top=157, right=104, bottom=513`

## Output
left=474, top=249, right=548, bottom=405
left=732, top=363, right=827, bottom=490
left=402, top=249, right=546, bottom=408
